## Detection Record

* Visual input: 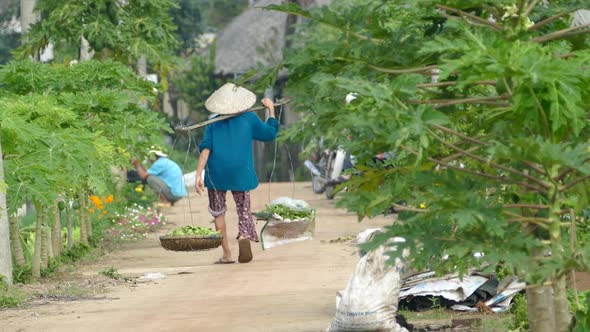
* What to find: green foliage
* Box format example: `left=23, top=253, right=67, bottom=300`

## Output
left=40, top=257, right=61, bottom=278
left=0, top=0, right=19, bottom=63
left=17, top=0, right=180, bottom=73
left=12, top=265, right=33, bottom=284
left=265, top=0, right=590, bottom=284
left=570, top=291, right=590, bottom=331
left=0, top=32, right=19, bottom=64
left=510, top=293, right=529, bottom=331
left=122, top=182, right=158, bottom=208
left=172, top=0, right=203, bottom=53
left=0, top=60, right=170, bottom=213
left=0, top=284, right=29, bottom=309
left=99, top=267, right=122, bottom=280
left=0, top=275, right=6, bottom=289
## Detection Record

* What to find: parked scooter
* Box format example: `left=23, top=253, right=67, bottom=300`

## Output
left=304, top=148, right=354, bottom=200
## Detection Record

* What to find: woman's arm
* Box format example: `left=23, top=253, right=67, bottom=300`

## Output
left=252, top=98, right=279, bottom=141
left=195, top=148, right=210, bottom=195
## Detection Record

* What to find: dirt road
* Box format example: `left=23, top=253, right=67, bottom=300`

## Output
left=1, top=182, right=392, bottom=332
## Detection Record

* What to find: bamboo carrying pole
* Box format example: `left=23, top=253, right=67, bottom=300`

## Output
left=175, top=97, right=292, bottom=132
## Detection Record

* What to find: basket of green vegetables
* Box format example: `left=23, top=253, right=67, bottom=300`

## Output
left=159, top=226, right=222, bottom=251
left=254, top=197, right=316, bottom=250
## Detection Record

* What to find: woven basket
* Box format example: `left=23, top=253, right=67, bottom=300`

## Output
left=263, top=219, right=314, bottom=238
left=159, top=234, right=223, bottom=252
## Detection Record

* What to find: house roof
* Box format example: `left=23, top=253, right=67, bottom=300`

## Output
left=214, top=0, right=331, bottom=75
left=214, top=0, right=287, bottom=75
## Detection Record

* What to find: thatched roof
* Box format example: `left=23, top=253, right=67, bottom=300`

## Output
left=214, top=0, right=287, bottom=75
left=572, top=10, right=590, bottom=27
left=214, top=0, right=331, bottom=75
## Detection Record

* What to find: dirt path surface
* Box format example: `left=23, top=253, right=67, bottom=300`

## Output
left=1, top=182, right=392, bottom=332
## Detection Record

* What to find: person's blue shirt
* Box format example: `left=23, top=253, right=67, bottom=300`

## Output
left=147, top=157, right=188, bottom=197
left=199, top=112, right=279, bottom=191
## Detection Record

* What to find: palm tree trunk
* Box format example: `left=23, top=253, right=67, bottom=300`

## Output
left=66, top=204, right=73, bottom=249
left=137, top=54, right=148, bottom=108
left=20, top=0, right=38, bottom=34
left=9, top=215, right=25, bottom=266
left=40, top=211, right=48, bottom=269
left=46, top=223, right=53, bottom=260
left=52, top=202, right=62, bottom=256
left=86, top=198, right=93, bottom=240
left=0, top=140, right=13, bottom=284
left=79, top=195, right=88, bottom=244
left=32, top=202, right=43, bottom=279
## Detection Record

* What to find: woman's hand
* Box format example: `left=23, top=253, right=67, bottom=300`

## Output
left=261, top=98, right=275, bottom=118
left=196, top=176, right=205, bottom=195
left=261, top=98, right=274, bottom=111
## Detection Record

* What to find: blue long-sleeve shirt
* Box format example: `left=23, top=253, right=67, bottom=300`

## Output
left=198, top=112, right=279, bottom=191
left=147, top=157, right=188, bottom=197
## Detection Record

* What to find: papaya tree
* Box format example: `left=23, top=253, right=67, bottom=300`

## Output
left=0, top=60, right=171, bottom=278
left=267, top=1, right=590, bottom=330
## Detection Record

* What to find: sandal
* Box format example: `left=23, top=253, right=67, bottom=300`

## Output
left=214, top=258, right=235, bottom=264
left=238, top=238, right=253, bottom=263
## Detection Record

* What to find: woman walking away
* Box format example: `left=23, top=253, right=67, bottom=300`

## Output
left=195, top=83, right=279, bottom=264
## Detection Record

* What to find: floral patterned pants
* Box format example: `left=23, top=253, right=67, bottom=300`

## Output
left=207, top=190, right=259, bottom=242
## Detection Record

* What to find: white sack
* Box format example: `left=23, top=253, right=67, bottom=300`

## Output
left=328, top=242, right=408, bottom=332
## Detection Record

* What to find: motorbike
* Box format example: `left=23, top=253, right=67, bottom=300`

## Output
left=304, top=148, right=398, bottom=200
left=304, top=148, right=353, bottom=200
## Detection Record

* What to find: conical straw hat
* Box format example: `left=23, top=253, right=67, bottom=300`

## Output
left=205, top=83, right=257, bottom=115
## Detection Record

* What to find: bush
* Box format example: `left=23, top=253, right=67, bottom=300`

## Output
left=12, top=265, right=32, bottom=284
left=510, top=293, right=529, bottom=331
left=0, top=276, right=29, bottom=309
left=569, top=290, right=590, bottom=331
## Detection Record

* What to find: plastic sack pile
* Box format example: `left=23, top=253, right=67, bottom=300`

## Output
left=327, top=229, right=526, bottom=331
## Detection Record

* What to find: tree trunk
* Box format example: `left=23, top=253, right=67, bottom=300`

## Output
left=46, top=223, right=53, bottom=260
left=137, top=54, right=148, bottom=108
left=66, top=204, right=73, bottom=250
left=527, top=285, right=556, bottom=332
left=32, top=202, right=43, bottom=279
left=79, top=36, right=94, bottom=61
left=553, top=274, right=570, bottom=331
left=137, top=54, right=147, bottom=78
left=20, top=0, right=38, bottom=34
left=9, top=215, right=25, bottom=266
left=40, top=211, right=48, bottom=270
left=0, top=141, right=13, bottom=284
left=52, top=202, right=62, bottom=256
left=85, top=196, right=92, bottom=239
left=79, top=195, right=88, bottom=244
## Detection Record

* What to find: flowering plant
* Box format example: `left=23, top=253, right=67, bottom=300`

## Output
left=88, top=194, right=114, bottom=220
left=104, top=204, right=166, bottom=242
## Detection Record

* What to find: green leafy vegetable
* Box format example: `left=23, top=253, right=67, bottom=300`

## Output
left=167, top=226, right=220, bottom=236
left=259, top=204, right=314, bottom=220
